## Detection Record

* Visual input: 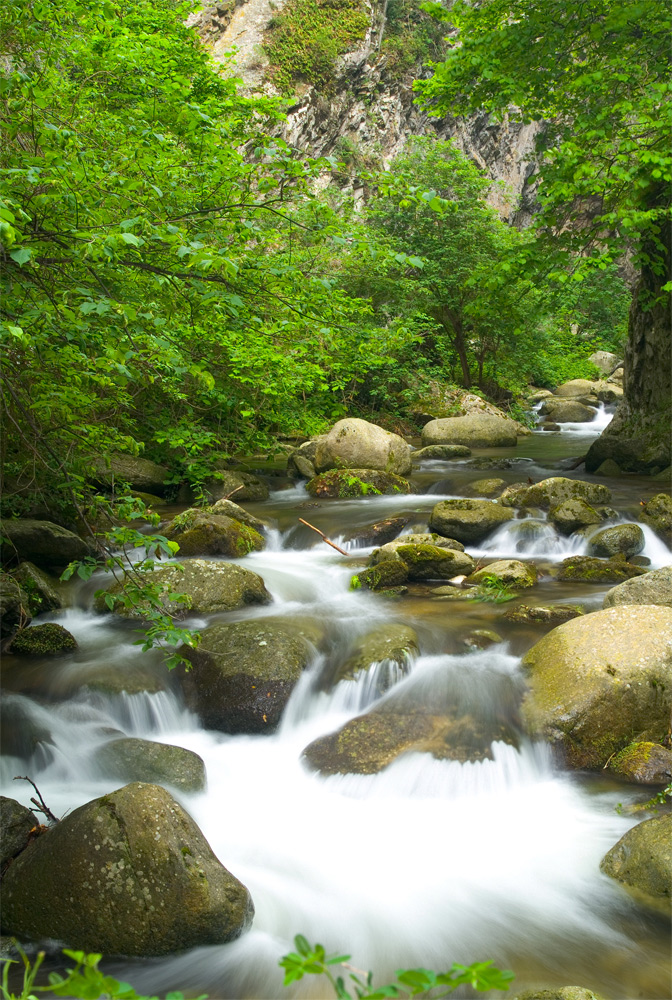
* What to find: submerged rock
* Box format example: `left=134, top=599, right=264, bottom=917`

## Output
left=0, top=782, right=254, bottom=955
left=603, top=565, right=672, bottom=608
left=608, top=742, right=672, bottom=785
left=163, top=509, right=265, bottom=558
left=428, top=498, right=514, bottom=544
left=600, top=813, right=672, bottom=910
left=306, top=469, right=412, bottom=498
left=314, top=418, right=412, bottom=476
left=9, top=623, right=78, bottom=657
left=93, top=738, right=206, bottom=792
left=503, top=604, right=584, bottom=626
left=521, top=605, right=672, bottom=769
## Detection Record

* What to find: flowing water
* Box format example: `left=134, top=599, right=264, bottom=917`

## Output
left=2, top=407, right=671, bottom=1000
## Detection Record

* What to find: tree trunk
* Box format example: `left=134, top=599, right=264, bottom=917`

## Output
left=586, top=224, right=671, bottom=474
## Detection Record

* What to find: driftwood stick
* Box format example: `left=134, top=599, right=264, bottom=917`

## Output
left=298, top=518, right=349, bottom=556
left=222, top=483, right=245, bottom=501
left=14, top=776, right=59, bottom=823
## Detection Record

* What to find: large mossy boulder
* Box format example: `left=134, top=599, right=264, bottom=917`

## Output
left=203, top=470, right=269, bottom=503
left=9, top=623, right=78, bottom=657
left=411, top=444, right=471, bottom=461
left=521, top=605, right=672, bottom=769
left=603, top=566, right=672, bottom=609
left=608, top=742, right=672, bottom=785
left=0, top=797, right=39, bottom=868
left=305, top=469, right=411, bottom=499
left=332, top=624, right=419, bottom=688
left=506, top=477, right=611, bottom=510
left=208, top=500, right=269, bottom=534
left=600, top=813, right=671, bottom=910
left=556, top=556, right=646, bottom=584
left=0, top=782, right=253, bottom=955
left=314, top=418, right=412, bottom=476
left=180, top=618, right=321, bottom=733
left=351, top=560, right=409, bottom=592
left=428, top=498, right=514, bottom=544
left=639, top=493, right=672, bottom=544
left=587, top=523, right=645, bottom=559
left=10, top=562, right=64, bottom=615
left=93, top=455, right=170, bottom=495
left=467, top=559, right=537, bottom=589
left=0, top=519, right=94, bottom=571
left=421, top=414, right=518, bottom=449
left=163, top=510, right=265, bottom=558
left=93, top=738, right=206, bottom=792
left=97, top=559, right=271, bottom=619
left=373, top=542, right=474, bottom=582
left=0, top=574, right=31, bottom=640
left=548, top=499, right=602, bottom=535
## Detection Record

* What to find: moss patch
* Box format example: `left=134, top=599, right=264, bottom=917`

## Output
left=10, top=622, right=77, bottom=656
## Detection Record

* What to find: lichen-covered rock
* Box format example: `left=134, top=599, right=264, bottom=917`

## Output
left=515, top=988, right=606, bottom=1000
left=587, top=523, right=645, bottom=559
left=512, top=477, right=611, bottom=509
left=0, top=782, right=253, bottom=955
left=639, top=493, right=672, bottom=544
left=595, top=459, right=622, bottom=476
left=503, top=604, right=584, bottom=626
left=332, top=624, right=419, bottom=687
left=203, top=470, right=269, bottom=503
left=372, top=533, right=465, bottom=556
left=10, top=562, right=64, bottom=616
left=380, top=543, right=474, bottom=582
left=411, top=444, right=472, bottom=461
left=552, top=379, right=599, bottom=397
left=0, top=797, right=39, bottom=868
left=548, top=499, right=602, bottom=535
left=421, top=414, right=518, bottom=448
left=351, top=560, right=409, bottom=591
left=306, top=469, right=412, bottom=498
left=600, top=813, right=672, bottom=908
left=0, top=574, right=31, bottom=640
left=93, top=455, right=170, bottom=495
left=468, top=559, right=537, bottom=589
left=314, top=418, right=412, bottom=476
left=9, top=623, right=78, bottom=657
left=556, top=556, right=647, bottom=584
left=343, top=517, right=409, bottom=548
left=608, top=742, right=672, bottom=785
left=180, top=618, right=320, bottom=733
left=469, top=477, right=507, bottom=497
left=287, top=438, right=324, bottom=479
left=94, top=738, right=206, bottom=792
left=603, top=566, right=672, bottom=609
left=589, top=351, right=621, bottom=375
left=0, top=519, right=94, bottom=571
left=97, top=559, right=271, bottom=619
left=428, top=498, right=514, bottom=544
left=207, top=500, right=269, bottom=534
left=521, top=605, right=672, bottom=769
left=163, top=510, right=265, bottom=558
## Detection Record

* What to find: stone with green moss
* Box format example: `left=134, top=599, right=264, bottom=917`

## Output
left=548, top=498, right=602, bottom=535
left=181, top=618, right=323, bottom=733
left=503, top=604, right=584, bottom=626
left=203, top=470, right=269, bottom=503
left=600, top=813, right=671, bottom=911
left=638, top=493, right=672, bottom=544
left=392, top=543, right=474, bottom=581
left=556, top=556, right=646, bottom=584
left=587, top=523, right=645, bottom=559
left=208, top=499, right=269, bottom=533
left=351, top=559, right=409, bottom=591
left=470, top=477, right=507, bottom=497
left=306, top=468, right=412, bottom=498
left=603, top=565, right=672, bottom=609
left=428, top=498, right=514, bottom=544
left=372, top=533, right=465, bottom=556
left=521, top=605, right=672, bottom=769
left=468, top=559, right=537, bottom=589
left=608, top=742, right=672, bottom=785
left=10, top=622, right=77, bottom=657
left=94, top=737, right=206, bottom=792
left=0, top=574, right=31, bottom=639
left=10, top=562, right=64, bottom=615
left=0, top=782, right=253, bottom=955
left=332, top=624, right=419, bottom=688
left=513, top=477, right=611, bottom=509
left=163, top=509, right=265, bottom=558
left=515, top=989, right=605, bottom=1000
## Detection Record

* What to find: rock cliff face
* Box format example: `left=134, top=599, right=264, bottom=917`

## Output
left=191, top=0, right=539, bottom=223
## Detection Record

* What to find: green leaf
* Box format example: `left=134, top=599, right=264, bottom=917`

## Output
left=10, top=247, right=32, bottom=264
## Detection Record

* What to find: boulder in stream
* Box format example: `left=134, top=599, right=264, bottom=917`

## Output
left=343, top=516, right=409, bottom=548
left=552, top=379, right=600, bottom=397
left=0, top=782, right=254, bottom=955
left=0, top=574, right=32, bottom=640
left=421, top=413, right=518, bottom=449
left=163, top=509, right=265, bottom=558
left=375, top=542, right=474, bottom=582
left=9, top=622, right=78, bottom=657
left=467, top=559, right=537, bottom=589
left=556, top=556, right=647, bottom=584
left=469, top=477, right=507, bottom=497
left=508, top=477, right=611, bottom=509
left=603, top=565, right=672, bottom=608
left=10, top=562, right=64, bottom=615
left=411, top=444, right=472, bottom=461
left=331, top=624, right=419, bottom=690
left=314, top=418, right=412, bottom=476
left=428, top=498, right=514, bottom=544
left=600, top=813, right=671, bottom=911
left=547, top=498, right=602, bottom=535
left=306, top=469, right=412, bottom=498
left=608, top=742, right=672, bottom=785
left=503, top=604, right=584, bottom=626
left=521, top=605, right=672, bottom=769
left=0, top=519, right=94, bottom=572
left=180, top=618, right=322, bottom=733
left=587, top=523, right=645, bottom=559
left=208, top=499, right=270, bottom=534
left=0, top=797, right=39, bottom=868
left=203, top=470, right=269, bottom=503
left=93, top=737, right=207, bottom=792
left=539, top=400, right=596, bottom=423
left=351, top=559, right=409, bottom=592
left=638, top=493, right=672, bottom=545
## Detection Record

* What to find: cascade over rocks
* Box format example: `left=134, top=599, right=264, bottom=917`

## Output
left=314, top=418, right=412, bottom=476
left=600, top=813, right=672, bottom=910
left=521, top=605, right=672, bottom=769
left=331, top=624, right=419, bottom=689
left=421, top=413, right=518, bottom=449
left=0, top=782, right=254, bottom=955
left=428, top=498, right=514, bottom=544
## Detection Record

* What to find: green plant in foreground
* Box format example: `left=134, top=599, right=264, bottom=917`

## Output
left=280, top=935, right=514, bottom=998
left=470, top=574, right=517, bottom=604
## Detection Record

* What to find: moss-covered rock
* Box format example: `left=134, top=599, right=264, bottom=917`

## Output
left=428, top=498, right=514, bottom=544
left=469, top=477, right=507, bottom=497
left=314, top=418, right=412, bottom=476
left=203, top=470, right=269, bottom=503
left=163, top=509, right=265, bottom=558
left=639, top=493, right=672, bottom=544
left=372, top=533, right=465, bottom=556
left=10, top=562, right=64, bottom=616
left=97, top=559, right=271, bottom=618
left=548, top=499, right=602, bottom=535
left=512, top=477, right=611, bottom=509
left=9, top=623, right=78, bottom=657
left=305, top=468, right=412, bottom=498
left=515, top=988, right=605, bottom=1000
left=0, top=519, right=94, bottom=571
left=556, top=556, right=647, bottom=584
left=587, top=523, right=645, bottom=559
left=608, top=742, right=672, bottom=785
left=332, top=624, right=419, bottom=687
left=0, top=797, right=39, bottom=868
left=468, top=559, right=537, bottom=589
left=0, top=574, right=31, bottom=640
left=600, top=813, right=671, bottom=909
left=603, top=565, right=672, bottom=609
left=0, top=782, right=253, bottom=955
left=180, top=618, right=321, bottom=733
left=521, top=605, right=672, bottom=769
left=351, top=560, right=409, bottom=591
left=539, top=400, right=596, bottom=422
left=390, top=543, right=474, bottom=582
left=92, top=455, right=170, bottom=495
left=421, top=413, right=518, bottom=448
left=411, top=444, right=472, bottom=461
left=94, top=738, right=206, bottom=792
left=208, top=500, right=269, bottom=534
left=503, top=604, right=584, bottom=626
left=462, top=629, right=503, bottom=649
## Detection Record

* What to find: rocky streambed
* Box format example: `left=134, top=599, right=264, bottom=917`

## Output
left=1, top=403, right=671, bottom=999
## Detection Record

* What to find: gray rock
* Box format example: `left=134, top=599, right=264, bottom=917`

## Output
left=94, top=738, right=206, bottom=792
left=603, top=566, right=672, bottom=608
left=0, top=797, right=39, bottom=867
left=600, top=813, right=671, bottom=908
left=429, top=498, right=514, bottom=544
left=10, top=562, right=64, bottom=615
left=589, top=351, right=621, bottom=375
left=93, top=455, right=170, bottom=495
left=314, top=418, right=412, bottom=476
left=0, top=574, right=31, bottom=640
left=421, top=413, right=518, bottom=448
left=539, top=400, right=596, bottom=422
left=411, top=444, right=472, bottom=461
left=552, top=379, right=599, bottom=397
left=587, top=523, right=645, bottom=559
left=0, top=519, right=94, bottom=571
left=203, top=470, right=269, bottom=502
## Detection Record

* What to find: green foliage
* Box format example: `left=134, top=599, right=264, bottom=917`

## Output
left=470, top=575, right=517, bottom=604
left=264, top=0, right=370, bottom=95
left=280, top=935, right=514, bottom=998
left=381, top=0, right=447, bottom=81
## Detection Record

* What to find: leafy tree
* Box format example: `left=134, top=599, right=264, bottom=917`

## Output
left=416, top=0, right=672, bottom=471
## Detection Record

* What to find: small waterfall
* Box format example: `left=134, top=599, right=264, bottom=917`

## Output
left=471, top=516, right=587, bottom=561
